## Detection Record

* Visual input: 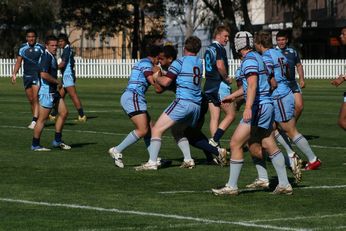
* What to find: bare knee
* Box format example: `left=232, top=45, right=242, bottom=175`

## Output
left=338, top=119, right=346, bottom=130
left=136, top=126, right=149, bottom=138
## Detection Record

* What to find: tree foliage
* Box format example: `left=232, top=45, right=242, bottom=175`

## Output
left=0, top=0, right=58, bottom=57
left=60, top=0, right=165, bottom=58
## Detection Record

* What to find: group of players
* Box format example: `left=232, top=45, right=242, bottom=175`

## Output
left=13, top=26, right=346, bottom=196
left=107, top=25, right=328, bottom=196
left=11, top=29, right=86, bottom=151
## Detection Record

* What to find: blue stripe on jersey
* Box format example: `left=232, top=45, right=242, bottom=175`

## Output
left=39, top=50, right=58, bottom=94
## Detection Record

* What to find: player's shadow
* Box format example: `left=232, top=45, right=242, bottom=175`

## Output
left=45, top=122, right=77, bottom=127
left=303, top=135, right=320, bottom=141
left=70, top=142, right=97, bottom=148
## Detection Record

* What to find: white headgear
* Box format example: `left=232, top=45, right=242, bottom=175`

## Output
left=234, top=31, right=253, bottom=53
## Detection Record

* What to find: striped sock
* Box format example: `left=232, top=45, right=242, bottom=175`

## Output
left=226, top=159, right=244, bottom=189
left=292, top=134, right=317, bottom=162
left=270, top=151, right=289, bottom=187
left=116, top=130, right=140, bottom=153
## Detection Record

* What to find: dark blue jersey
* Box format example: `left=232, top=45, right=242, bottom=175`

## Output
left=60, top=44, right=75, bottom=77
left=18, top=42, right=45, bottom=77
left=39, top=50, right=58, bottom=94
left=204, top=41, right=229, bottom=94
left=276, top=46, right=301, bottom=82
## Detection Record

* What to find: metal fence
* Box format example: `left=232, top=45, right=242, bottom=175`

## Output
left=1, top=58, right=345, bottom=79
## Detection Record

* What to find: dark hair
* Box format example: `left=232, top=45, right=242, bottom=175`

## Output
left=213, top=25, right=230, bottom=39
left=184, top=36, right=201, bottom=54
left=45, top=35, right=58, bottom=44
left=276, top=30, right=288, bottom=39
left=162, top=45, right=177, bottom=60
left=26, top=29, right=37, bottom=36
left=255, top=30, right=273, bottom=48
left=58, top=33, right=70, bottom=44
left=146, top=45, right=162, bottom=57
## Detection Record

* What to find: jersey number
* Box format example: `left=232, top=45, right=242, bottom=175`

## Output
left=193, top=66, right=201, bottom=85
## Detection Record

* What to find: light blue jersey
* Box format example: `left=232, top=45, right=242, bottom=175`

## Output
left=164, top=55, right=203, bottom=127
left=60, top=44, right=76, bottom=87
left=262, top=48, right=291, bottom=98
left=239, top=51, right=271, bottom=105
left=167, top=56, right=203, bottom=104
left=125, top=58, right=153, bottom=96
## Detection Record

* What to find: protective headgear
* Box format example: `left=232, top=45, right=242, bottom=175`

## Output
left=234, top=31, right=253, bottom=53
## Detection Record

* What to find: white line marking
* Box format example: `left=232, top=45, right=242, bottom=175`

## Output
left=2, top=125, right=346, bottom=150
left=245, top=213, right=346, bottom=223
left=0, top=198, right=302, bottom=231
left=158, top=185, right=346, bottom=194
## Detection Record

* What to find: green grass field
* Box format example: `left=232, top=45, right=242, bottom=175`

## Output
left=0, top=77, right=345, bottom=231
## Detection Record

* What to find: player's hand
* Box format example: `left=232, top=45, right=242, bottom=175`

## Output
left=11, top=74, right=17, bottom=85
left=300, top=80, right=305, bottom=88
left=221, top=95, right=235, bottom=104
left=331, top=75, right=345, bottom=87
left=243, top=108, right=252, bottom=122
left=226, top=77, right=232, bottom=84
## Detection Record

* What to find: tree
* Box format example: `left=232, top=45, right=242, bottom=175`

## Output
left=166, top=0, right=215, bottom=38
left=60, top=0, right=164, bottom=59
left=276, top=0, right=308, bottom=54
left=0, top=0, right=59, bottom=58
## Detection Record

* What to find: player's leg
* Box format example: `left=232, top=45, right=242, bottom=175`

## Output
left=213, top=101, right=236, bottom=144
left=280, top=119, right=320, bottom=170
left=261, top=133, right=292, bottom=194
left=337, top=94, right=346, bottom=130
left=65, top=85, right=86, bottom=121
left=212, top=123, right=249, bottom=195
left=32, top=94, right=53, bottom=151
left=53, top=97, right=70, bottom=149
left=208, top=102, right=221, bottom=139
left=24, top=85, right=38, bottom=128
left=294, top=92, right=304, bottom=122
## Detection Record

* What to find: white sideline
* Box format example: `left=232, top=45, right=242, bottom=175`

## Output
left=0, top=198, right=302, bottom=231
left=2, top=125, right=346, bottom=151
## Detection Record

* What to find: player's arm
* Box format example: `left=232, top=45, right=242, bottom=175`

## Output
left=40, top=71, right=62, bottom=89
left=11, top=56, right=23, bottom=84
left=216, top=59, right=232, bottom=84
left=296, top=63, right=305, bottom=88
left=244, top=74, right=258, bottom=122
left=222, top=87, right=244, bottom=103
left=58, top=49, right=68, bottom=69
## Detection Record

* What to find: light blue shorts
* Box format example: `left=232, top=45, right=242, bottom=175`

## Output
left=240, top=103, right=274, bottom=130
left=218, top=82, right=232, bottom=101
left=164, top=99, right=201, bottom=127
left=39, top=92, right=60, bottom=109
left=62, top=73, right=76, bottom=88
left=121, top=90, right=147, bottom=117
left=273, top=92, right=295, bottom=122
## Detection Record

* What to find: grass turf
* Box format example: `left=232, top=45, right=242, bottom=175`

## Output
left=0, top=77, right=345, bottom=230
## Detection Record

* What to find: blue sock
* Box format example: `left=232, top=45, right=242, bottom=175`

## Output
left=55, top=132, right=62, bottom=143
left=213, top=128, right=225, bottom=143
left=77, top=108, right=84, bottom=117
left=270, top=151, right=289, bottom=187
left=32, top=137, right=40, bottom=147
left=192, top=138, right=218, bottom=156
left=32, top=117, right=38, bottom=122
